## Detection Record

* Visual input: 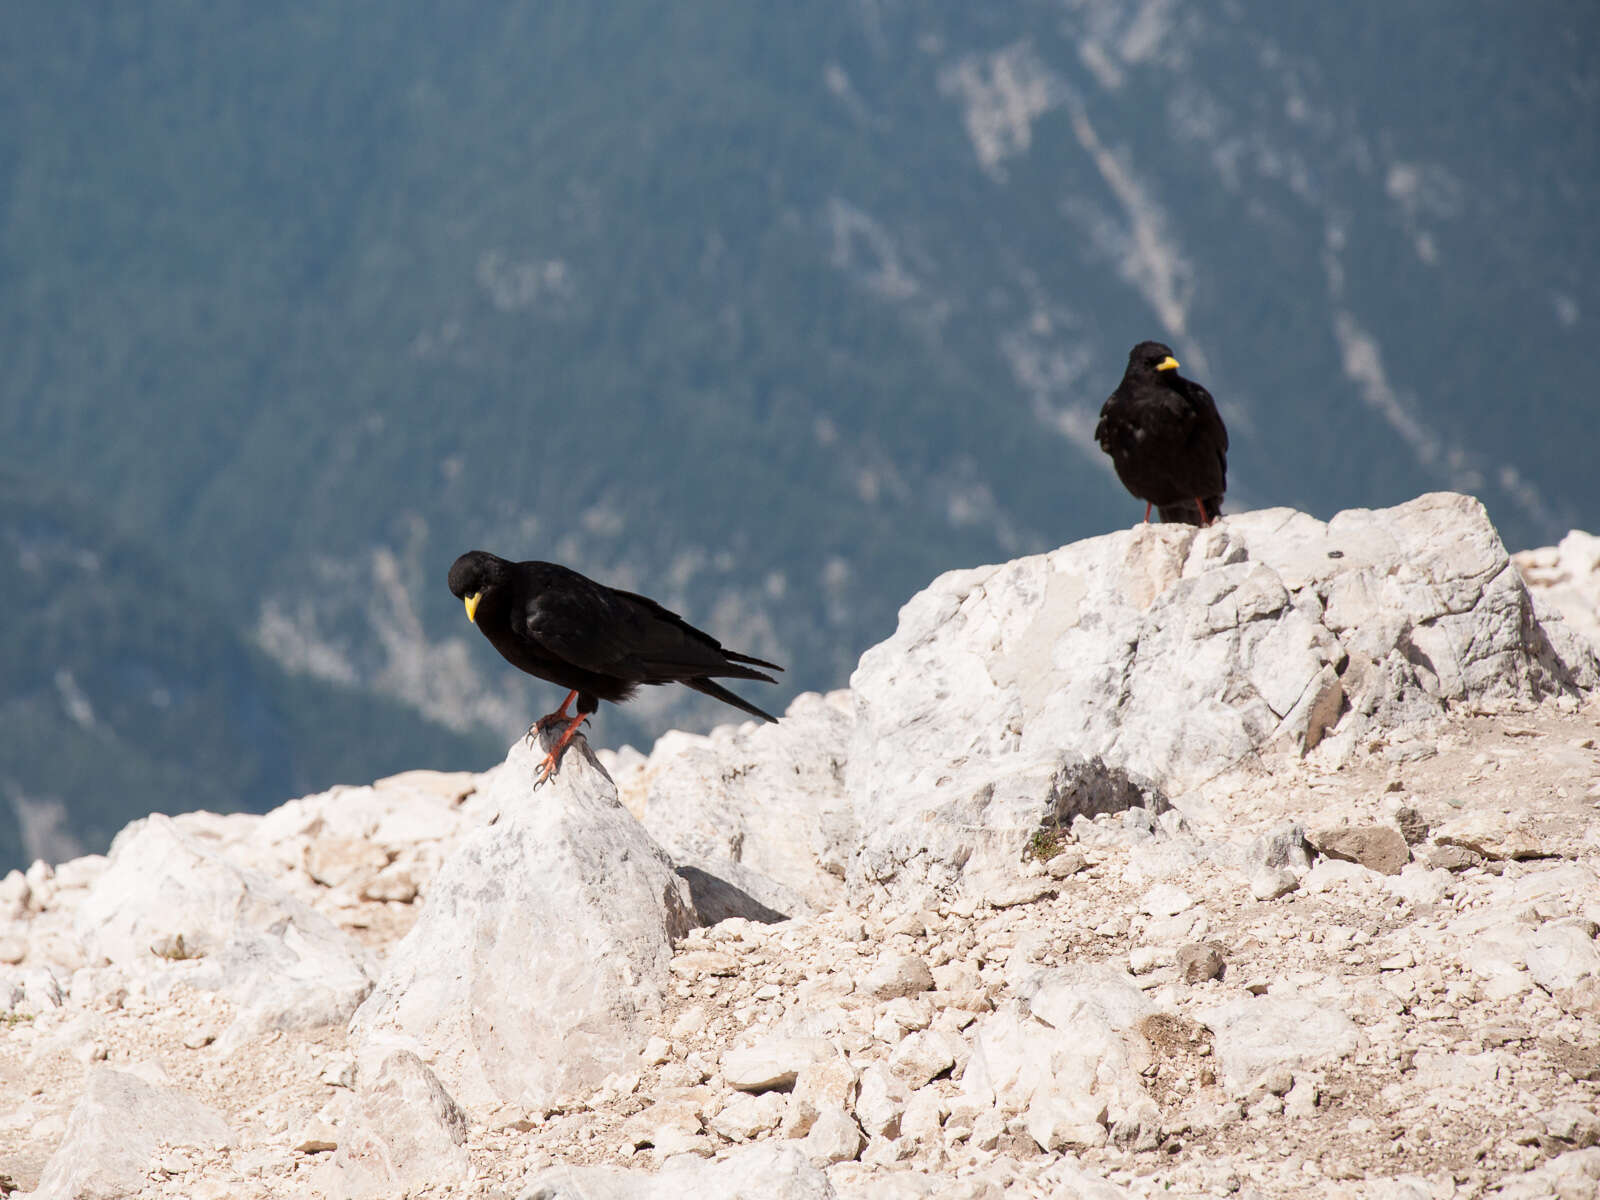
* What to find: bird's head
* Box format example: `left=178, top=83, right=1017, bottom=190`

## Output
left=447, top=550, right=511, bottom=625
left=1129, top=340, right=1180, bottom=375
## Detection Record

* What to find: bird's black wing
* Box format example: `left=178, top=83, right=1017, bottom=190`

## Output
left=516, top=566, right=776, bottom=684
left=1184, top=377, right=1228, bottom=454
left=1181, top=377, right=1229, bottom=491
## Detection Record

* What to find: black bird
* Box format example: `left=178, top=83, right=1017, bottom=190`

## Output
left=447, top=550, right=783, bottom=785
left=1095, top=341, right=1228, bottom=526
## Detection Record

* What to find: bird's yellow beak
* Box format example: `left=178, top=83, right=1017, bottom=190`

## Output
left=464, top=592, right=482, bottom=624
left=1156, top=355, right=1179, bottom=372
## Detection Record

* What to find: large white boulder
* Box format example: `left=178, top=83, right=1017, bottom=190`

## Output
left=30, top=1067, right=233, bottom=1200
left=349, top=733, right=696, bottom=1108
left=843, top=494, right=1595, bottom=900
left=73, top=813, right=375, bottom=1038
left=613, top=690, right=856, bottom=916
left=1516, top=529, right=1600, bottom=654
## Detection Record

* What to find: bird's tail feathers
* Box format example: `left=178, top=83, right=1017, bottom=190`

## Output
left=686, top=678, right=779, bottom=724
left=723, top=648, right=783, bottom=674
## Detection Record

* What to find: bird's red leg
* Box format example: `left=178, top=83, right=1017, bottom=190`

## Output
left=534, top=689, right=579, bottom=732
left=1142, top=502, right=1152, bottom=524
left=533, top=709, right=589, bottom=788
left=1194, top=497, right=1210, bottom=526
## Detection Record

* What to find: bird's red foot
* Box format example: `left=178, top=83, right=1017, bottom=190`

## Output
left=1194, top=496, right=1211, bottom=526
left=530, top=705, right=589, bottom=789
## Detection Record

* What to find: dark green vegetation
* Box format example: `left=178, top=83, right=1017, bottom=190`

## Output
left=0, top=470, right=499, bottom=869
left=1, top=4, right=1594, bottom=866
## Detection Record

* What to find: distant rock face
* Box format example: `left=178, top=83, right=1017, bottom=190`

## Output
left=350, top=735, right=696, bottom=1109
left=841, top=493, right=1596, bottom=901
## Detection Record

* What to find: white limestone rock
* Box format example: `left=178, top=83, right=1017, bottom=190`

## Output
left=321, top=1050, right=468, bottom=1199
left=1515, top=529, right=1600, bottom=653
left=723, top=1035, right=835, bottom=1092
left=842, top=494, right=1595, bottom=901
left=525, top=1143, right=835, bottom=1199
left=349, top=734, right=695, bottom=1109
left=962, top=965, right=1154, bottom=1136
left=1196, top=995, right=1362, bottom=1085
left=614, top=690, right=854, bottom=915
left=802, top=1104, right=865, bottom=1166
left=30, top=1067, right=233, bottom=1200
left=72, top=813, right=374, bottom=1038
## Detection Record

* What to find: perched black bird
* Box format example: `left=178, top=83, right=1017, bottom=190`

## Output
left=1095, top=341, right=1228, bottom=526
left=447, top=550, right=783, bottom=784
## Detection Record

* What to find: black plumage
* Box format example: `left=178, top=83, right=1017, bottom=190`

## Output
left=1095, top=341, right=1229, bottom=526
left=447, top=550, right=782, bottom=784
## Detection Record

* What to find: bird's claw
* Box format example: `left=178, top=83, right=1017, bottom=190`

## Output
left=531, top=756, right=558, bottom=789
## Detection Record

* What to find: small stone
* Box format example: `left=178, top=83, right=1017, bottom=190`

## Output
left=1285, top=1078, right=1319, bottom=1119
left=643, top=1036, right=673, bottom=1066
left=24, top=860, right=55, bottom=910
left=803, top=1105, right=864, bottom=1166
left=0, top=870, right=29, bottom=919
left=1312, top=826, right=1410, bottom=876
left=781, top=1056, right=858, bottom=1138
left=1128, top=946, right=1166, bottom=976
left=1248, top=1066, right=1295, bottom=1098
left=0, top=934, right=26, bottom=965
left=1250, top=867, right=1299, bottom=900
left=888, top=1031, right=956, bottom=1089
left=970, top=1109, right=1005, bottom=1151
left=885, top=912, right=925, bottom=938
left=1415, top=843, right=1480, bottom=872
left=618, top=1095, right=706, bottom=1150
left=361, top=862, right=420, bottom=904
left=932, top=961, right=981, bottom=994
left=710, top=1092, right=785, bottom=1141
left=852, top=1065, right=908, bottom=1140
left=670, top=1005, right=708, bottom=1039
left=1542, top=1103, right=1600, bottom=1147
left=319, top=1057, right=356, bottom=1089
left=1045, top=850, right=1088, bottom=879
left=1177, top=943, right=1226, bottom=983
left=861, top=954, right=934, bottom=999
left=1377, top=950, right=1416, bottom=971
left=722, top=1037, right=832, bottom=1092
left=292, top=1117, right=339, bottom=1154
left=182, top=1028, right=217, bottom=1051
left=671, top=950, right=739, bottom=978
left=303, top=837, right=390, bottom=890
left=987, top=878, right=1057, bottom=909
left=1140, top=884, right=1195, bottom=918
left=899, top=1089, right=945, bottom=1143
left=1024, top=1095, right=1108, bottom=1151
left=873, top=996, right=933, bottom=1042
left=1393, top=806, right=1429, bottom=845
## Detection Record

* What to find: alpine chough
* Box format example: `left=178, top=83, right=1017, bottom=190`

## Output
left=1095, top=341, right=1228, bottom=526
left=447, top=550, right=783, bottom=785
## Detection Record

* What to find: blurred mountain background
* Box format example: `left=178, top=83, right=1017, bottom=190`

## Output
left=2, top=2, right=1595, bottom=868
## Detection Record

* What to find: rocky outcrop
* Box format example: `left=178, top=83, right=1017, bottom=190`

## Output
left=1, top=497, right=1597, bottom=1200
left=842, top=493, right=1594, bottom=901
left=349, top=734, right=696, bottom=1111
left=1516, top=529, right=1600, bottom=654
left=75, top=813, right=376, bottom=1041
left=30, top=1067, right=233, bottom=1200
